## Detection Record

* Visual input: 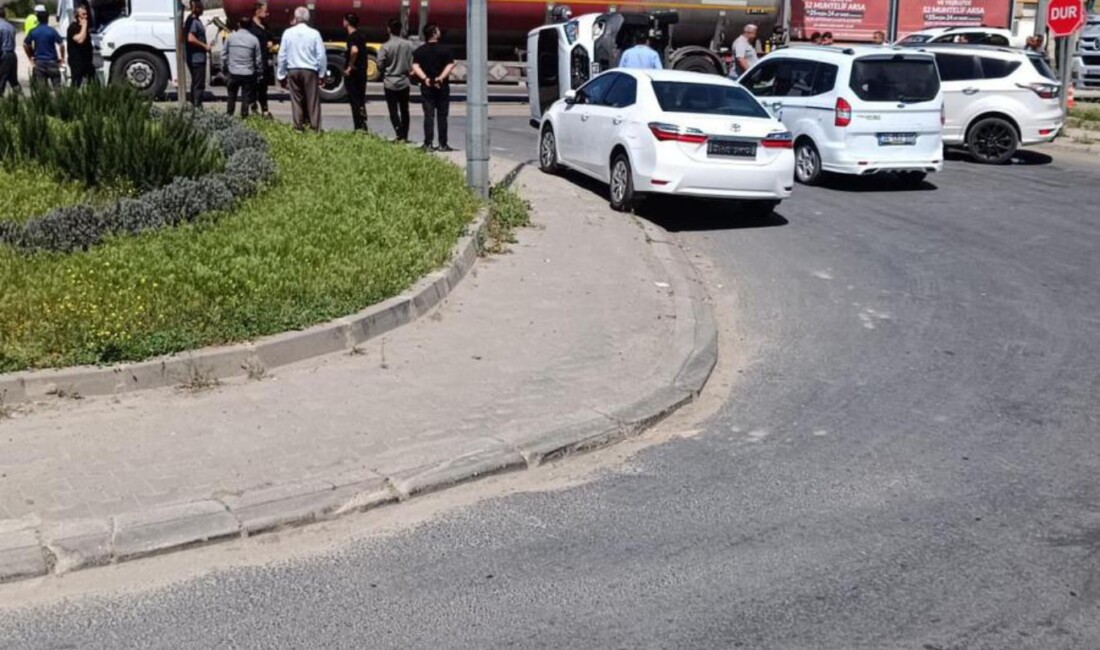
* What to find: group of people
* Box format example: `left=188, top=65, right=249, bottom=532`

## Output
left=183, top=2, right=454, bottom=150
left=0, top=3, right=95, bottom=95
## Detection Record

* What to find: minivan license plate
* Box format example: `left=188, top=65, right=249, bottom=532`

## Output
left=707, top=140, right=757, bottom=158
left=877, top=133, right=917, bottom=146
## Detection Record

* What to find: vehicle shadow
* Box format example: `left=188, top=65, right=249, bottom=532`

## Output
left=558, top=170, right=789, bottom=232
left=944, top=148, right=1054, bottom=166
left=815, top=173, right=939, bottom=194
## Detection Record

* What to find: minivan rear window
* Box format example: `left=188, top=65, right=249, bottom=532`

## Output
left=849, top=57, right=940, bottom=103
left=652, top=81, right=770, bottom=118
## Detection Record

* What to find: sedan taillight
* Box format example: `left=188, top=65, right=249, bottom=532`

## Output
left=761, top=131, right=794, bottom=149
left=1017, top=82, right=1060, bottom=99
left=648, top=122, right=708, bottom=144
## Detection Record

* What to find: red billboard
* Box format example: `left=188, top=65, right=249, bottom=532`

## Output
left=790, top=0, right=892, bottom=42
left=895, top=0, right=1013, bottom=37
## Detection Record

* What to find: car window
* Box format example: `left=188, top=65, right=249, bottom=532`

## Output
left=651, top=81, right=770, bottom=118
left=898, top=34, right=931, bottom=44
left=1028, top=56, right=1056, bottom=80
left=983, top=34, right=1010, bottom=46
left=603, top=74, right=638, bottom=108
left=740, top=60, right=780, bottom=97
left=775, top=59, right=819, bottom=97
left=979, top=57, right=1021, bottom=79
left=577, top=73, right=619, bottom=105
left=934, top=53, right=981, bottom=81
left=812, top=63, right=839, bottom=95
left=849, top=56, right=940, bottom=102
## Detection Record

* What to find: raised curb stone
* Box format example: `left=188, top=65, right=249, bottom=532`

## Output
left=0, top=522, right=47, bottom=583
left=40, top=518, right=113, bottom=574
left=113, top=500, right=240, bottom=561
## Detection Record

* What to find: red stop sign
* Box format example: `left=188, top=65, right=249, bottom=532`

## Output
left=1047, top=0, right=1086, bottom=37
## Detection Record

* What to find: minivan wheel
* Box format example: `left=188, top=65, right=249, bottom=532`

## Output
left=539, top=127, right=561, bottom=174
left=609, top=153, right=635, bottom=212
left=794, top=140, right=823, bottom=185
left=967, top=117, right=1018, bottom=164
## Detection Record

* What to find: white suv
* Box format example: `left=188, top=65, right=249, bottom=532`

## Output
left=897, top=26, right=1023, bottom=48
left=917, top=44, right=1063, bottom=164
left=740, top=45, right=944, bottom=186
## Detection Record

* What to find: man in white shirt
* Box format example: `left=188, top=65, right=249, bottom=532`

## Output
left=730, top=23, right=759, bottom=78
left=277, top=6, right=326, bottom=131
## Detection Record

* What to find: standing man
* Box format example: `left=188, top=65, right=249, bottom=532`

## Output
left=411, top=23, right=455, bottom=151
left=247, top=2, right=276, bottom=119
left=23, top=6, right=64, bottom=89
left=821, top=32, right=834, bottom=46
left=809, top=32, right=822, bottom=44
left=183, top=0, right=210, bottom=107
left=277, top=6, right=326, bottom=132
left=871, top=30, right=886, bottom=45
left=342, top=13, right=368, bottom=132
left=730, top=23, right=758, bottom=78
left=379, top=18, right=413, bottom=142
left=618, top=32, right=662, bottom=69
left=222, top=16, right=262, bottom=117
left=0, top=7, right=20, bottom=95
left=66, top=4, right=94, bottom=87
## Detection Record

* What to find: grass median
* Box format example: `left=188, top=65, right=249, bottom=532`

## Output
left=0, top=121, right=479, bottom=371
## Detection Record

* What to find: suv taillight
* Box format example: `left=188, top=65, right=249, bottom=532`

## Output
left=761, top=130, right=793, bottom=149
left=648, top=122, right=707, bottom=144
left=835, top=97, right=852, bottom=127
left=1017, top=82, right=1060, bottom=100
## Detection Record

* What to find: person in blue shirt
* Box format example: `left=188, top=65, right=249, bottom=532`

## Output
left=618, top=33, right=662, bottom=70
left=22, top=8, right=65, bottom=89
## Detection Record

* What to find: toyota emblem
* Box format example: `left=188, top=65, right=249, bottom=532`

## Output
left=730, top=123, right=741, bottom=133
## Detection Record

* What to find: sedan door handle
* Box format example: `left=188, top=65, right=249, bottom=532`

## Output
left=962, top=87, right=980, bottom=95
left=580, top=114, right=590, bottom=121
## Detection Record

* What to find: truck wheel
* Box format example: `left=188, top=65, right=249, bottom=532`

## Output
left=321, top=54, right=348, bottom=102
left=110, top=50, right=169, bottom=99
left=366, top=52, right=382, bottom=83
left=674, top=54, right=721, bottom=76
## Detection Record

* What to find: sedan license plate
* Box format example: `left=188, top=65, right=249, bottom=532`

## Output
left=877, top=132, right=917, bottom=146
left=707, top=139, right=757, bottom=158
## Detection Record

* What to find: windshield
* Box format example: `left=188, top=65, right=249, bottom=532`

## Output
left=1029, top=56, right=1057, bottom=80
left=651, top=81, right=770, bottom=118
left=849, top=57, right=940, bottom=103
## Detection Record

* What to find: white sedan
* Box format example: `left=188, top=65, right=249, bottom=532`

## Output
left=537, top=69, right=795, bottom=215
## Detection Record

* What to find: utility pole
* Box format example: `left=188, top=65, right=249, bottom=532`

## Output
left=174, top=0, right=186, bottom=108
left=1036, top=0, right=1050, bottom=35
left=466, top=0, right=490, bottom=199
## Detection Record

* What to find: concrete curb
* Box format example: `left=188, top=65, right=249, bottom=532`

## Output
left=0, top=215, right=718, bottom=585
left=0, top=208, right=490, bottom=406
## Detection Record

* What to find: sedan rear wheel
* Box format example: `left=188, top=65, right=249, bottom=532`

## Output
left=794, top=139, right=823, bottom=186
left=539, top=127, right=561, bottom=174
left=609, top=153, right=635, bottom=213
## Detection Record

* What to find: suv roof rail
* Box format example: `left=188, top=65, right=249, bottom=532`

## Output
left=912, top=42, right=1020, bottom=53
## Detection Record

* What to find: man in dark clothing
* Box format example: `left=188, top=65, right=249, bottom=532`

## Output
left=0, top=9, right=20, bottom=95
left=246, top=2, right=275, bottom=118
left=183, top=0, right=210, bottom=107
left=222, top=16, right=262, bottom=117
left=23, top=8, right=65, bottom=89
left=342, top=13, right=368, bottom=131
left=411, top=23, right=455, bottom=151
left=379, top=18, right=413, bottom=141
left=66, top=4, right=94, bottom=87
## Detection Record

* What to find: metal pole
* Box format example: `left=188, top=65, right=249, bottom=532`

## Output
left=174, top=0, right=186, bottom=108
left=1059, top=36, right=1072, bottom=114
left=887, top=0, right=900, bottom=43
left=1035, top=0, right=1050, bottom=35
left=466, top=0, right=490, bottom=200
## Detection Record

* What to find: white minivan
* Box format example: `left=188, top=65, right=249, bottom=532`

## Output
left=740, top=45, right=944, bottom=186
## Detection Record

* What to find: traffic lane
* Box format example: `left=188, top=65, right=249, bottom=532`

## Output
left=1, top=149, right=1099, bottom=647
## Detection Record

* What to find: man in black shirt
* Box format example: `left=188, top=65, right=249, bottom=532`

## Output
left=66, top=3, right=94, bottom=87
left=246, top=2, right=275, bottom=118
left=183, top=0, right=210, bottom=107
left=411, top=23, right=455, bottom=151
left=342, top=13, right=368, bottom=132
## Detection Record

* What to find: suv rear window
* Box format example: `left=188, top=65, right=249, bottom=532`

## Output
left=849, top=57, right=940, bottom=103
left=979, top=57, right=1021, bottom=79
left=651, top=81, right=770, bottom=118
left=1028, top=56, right=1056, bottom=80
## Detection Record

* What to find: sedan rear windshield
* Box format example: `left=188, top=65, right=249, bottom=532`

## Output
left=652, top=81, right=770, bottom=118
left=849, top=57, right=940, bottom=103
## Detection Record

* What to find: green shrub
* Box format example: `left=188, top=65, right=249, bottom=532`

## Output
left=0, top=122, right=479, bottom=371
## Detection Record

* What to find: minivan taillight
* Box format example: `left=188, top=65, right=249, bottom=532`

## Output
left=761, top=131, right=793, bottom=149
left=835, top=97, right=852, bottom=127
left=1017, top=82, right=1060, bottom=100
left=648, top=122, right=708, bottom=144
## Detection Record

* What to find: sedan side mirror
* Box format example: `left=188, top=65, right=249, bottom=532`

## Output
left=564, top=89, right=578, bottom=105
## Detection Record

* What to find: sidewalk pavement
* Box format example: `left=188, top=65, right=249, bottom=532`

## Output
left=0, top=156, right=715, bottom=581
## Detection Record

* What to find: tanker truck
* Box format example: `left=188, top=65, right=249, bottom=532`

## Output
left=77, top=0, right=782, bottom=101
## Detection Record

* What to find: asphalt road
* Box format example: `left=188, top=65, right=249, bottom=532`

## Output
left=1, top=126, right=1099, bottom=648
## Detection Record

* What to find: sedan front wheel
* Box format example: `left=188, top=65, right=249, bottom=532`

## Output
left=539, top=127, right=561, bottom=174
left=609, top=153, right=636, bottom=213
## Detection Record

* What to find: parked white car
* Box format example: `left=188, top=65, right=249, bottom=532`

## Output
left=740, top=45, right=944, bottom=187
left=897, top=26, right=1023, bottom=48
left=537, top=69, right=795, bottom=215
left=916, top=44, right=1063, bottom=164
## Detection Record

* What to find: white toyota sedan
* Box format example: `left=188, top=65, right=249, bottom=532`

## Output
left=537, top=69, right=795, bottom=215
